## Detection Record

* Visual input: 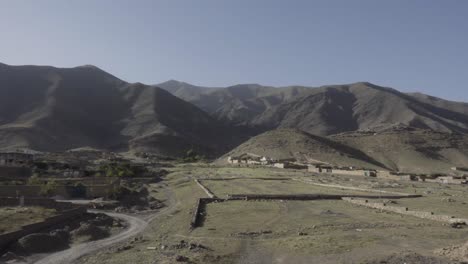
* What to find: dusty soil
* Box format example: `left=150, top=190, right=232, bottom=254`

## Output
left=366, top=251, right=459, bottom=264
left=435, top=241, right=468, bottom=262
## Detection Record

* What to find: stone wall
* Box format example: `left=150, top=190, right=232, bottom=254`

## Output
left=0, top=182, right=118, bottom=199
left=0, top=167, right=32, bottom=178
left=0, top=197, right=77, bottom=211
left=0, top=185, right=66, bottom=197
left=342, top=197, right=468, bottom=224
left=0, top=207, right=87, bottom=252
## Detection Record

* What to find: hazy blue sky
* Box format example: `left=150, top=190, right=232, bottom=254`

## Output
left=1, top=0, right=467, bottom=101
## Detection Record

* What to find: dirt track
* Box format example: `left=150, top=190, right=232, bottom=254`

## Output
left=34, top=212, right=147, bottom=264
left=33, top=186, right=177, bottom=264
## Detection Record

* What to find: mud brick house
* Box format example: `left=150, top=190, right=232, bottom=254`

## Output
left=0, top=152, right=34, bottom=167
left=0, top=152, right=34, bottom=178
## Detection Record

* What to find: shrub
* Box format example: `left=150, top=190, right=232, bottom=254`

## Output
left=99, top=163, right=142, bottom=178
left=180, top=148, right=205, bottom=163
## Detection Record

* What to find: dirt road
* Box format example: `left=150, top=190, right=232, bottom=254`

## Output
left=34, top=212, right=147, bottom=264
left=34, top=185, right=177, bottom=264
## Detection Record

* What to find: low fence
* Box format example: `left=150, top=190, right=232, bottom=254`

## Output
left=343, top=197, right=468, bottom=224
left=0, top=207, right=87, bottom=252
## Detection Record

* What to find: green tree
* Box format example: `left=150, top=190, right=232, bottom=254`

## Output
left=39, top=180, right=57, bottom=197
left=27, top=175, right=43, bottom=185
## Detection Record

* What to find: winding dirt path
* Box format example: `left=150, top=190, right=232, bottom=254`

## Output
left=34, top=212, right=146, bottom=264
left=33, top=185, right=177, bottom=264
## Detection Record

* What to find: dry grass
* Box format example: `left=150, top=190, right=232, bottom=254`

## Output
left=79, top=165, right=468, bottom=264
left=0, top=206, right=57, bottom=234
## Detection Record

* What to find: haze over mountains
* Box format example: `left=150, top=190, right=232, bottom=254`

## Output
left=1, top=62, right=468, bottom=172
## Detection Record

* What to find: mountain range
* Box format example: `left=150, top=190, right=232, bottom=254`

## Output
left=0, top=63, right=245, bottom=156
left=1, top=62, right=468, bottom=172
left=158, top=80, right=468, bottom=136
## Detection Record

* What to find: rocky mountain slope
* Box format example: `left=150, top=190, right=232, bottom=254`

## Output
left=331, top=127, right=468, bottom=173
left=2, top=62, right=468, bottom=170
left=0, top=63, right=244, bottom=156
left=159, top=81, right=468, bottom=136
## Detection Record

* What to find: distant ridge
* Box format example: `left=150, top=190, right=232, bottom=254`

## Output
left=159, top=81, right=468, bottom=136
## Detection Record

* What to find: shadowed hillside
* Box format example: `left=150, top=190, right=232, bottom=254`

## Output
left=0, top=63, right=246, bottom=156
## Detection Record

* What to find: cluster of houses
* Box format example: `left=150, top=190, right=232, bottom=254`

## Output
left=0, top=152, right=34, bottom=167
left=227, top=153, right=307, bottom=170
left=308, top=164, right=377, bottom=177
left=0, top=150, right=155, bottom=199
left=0, top=151, right=35, bottom=178
left=227, top=153, right=468, bottom=185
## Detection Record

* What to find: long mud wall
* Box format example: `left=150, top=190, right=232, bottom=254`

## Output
left=199, top=177, right=292, bottom=181
left=0, top=197, right=78, bottom=211
left=343, top=197, right=468, bottom=224
left=190, top=198, right=225, bottom=229
left=0, top=207, right=87, bottom=252
left=294, top=178, right=412, bottom=196
left=189, top=193, right=422, bottom=229
left=194, top=179, right=216, bottom=198
left=227, top=193, right=421, bottom=200
left=0, top=182, right=117, bottom=199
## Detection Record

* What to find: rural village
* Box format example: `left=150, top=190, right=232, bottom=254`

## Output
left=3, top=1, right=468, bottom=263
left=227, top=153, right=468, bottom=185
left=0, top=147, right=467, bottom=263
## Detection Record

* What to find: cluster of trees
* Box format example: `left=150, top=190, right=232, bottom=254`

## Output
left=27, top=175, right=57, bottom=196
left=180, top=149, right=205, bottom=163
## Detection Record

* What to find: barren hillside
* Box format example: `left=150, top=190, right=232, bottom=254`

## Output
left=0, top=63, right=244, bottom=156
left=330, top=127, right=468, bottom=173
left=219, top=129, right=388, bottom=169
left=160, top=81, right=468, bottom=136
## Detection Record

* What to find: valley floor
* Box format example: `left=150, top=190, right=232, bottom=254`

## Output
left=78, top=165, right=468, bottom=264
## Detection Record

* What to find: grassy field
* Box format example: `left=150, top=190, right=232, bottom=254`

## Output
left=0, top=206, right=58, bottom=234
left=79, top=165, right=468, bottom=264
